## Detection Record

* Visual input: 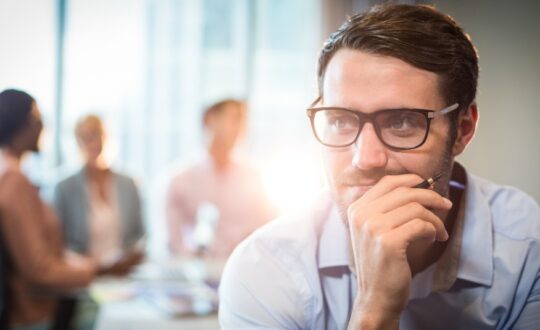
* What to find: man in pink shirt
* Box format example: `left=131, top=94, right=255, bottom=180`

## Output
left=166, top=99, right=276, bottom=258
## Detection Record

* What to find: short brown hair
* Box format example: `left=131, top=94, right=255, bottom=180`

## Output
left=318, top=4, right=479, bottom=112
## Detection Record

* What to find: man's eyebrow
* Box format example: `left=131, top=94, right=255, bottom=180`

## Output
left=377, top=104, right=432, bottom=111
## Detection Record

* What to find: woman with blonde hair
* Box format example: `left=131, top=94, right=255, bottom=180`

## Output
left=54, top=114, right=145, bottom=274
left=53, top=114, right=145, bottom=329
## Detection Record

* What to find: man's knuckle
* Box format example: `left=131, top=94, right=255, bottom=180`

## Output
left=378, top=233, right=394, bottom=250
left=361, top=219, right=378, bottom=236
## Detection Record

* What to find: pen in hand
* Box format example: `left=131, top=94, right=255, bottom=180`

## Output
left=414, top=172, right=443, bottom=189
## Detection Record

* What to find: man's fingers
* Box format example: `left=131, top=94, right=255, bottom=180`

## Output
left=384, top=218, right=438, bottom=247
left=350, top=202, right=448, bottom=243
left=360, top=174, right=425, bottom=202
left=381, top=203, right=448, bottom=241
left=370, top=187, right=452, bottom=215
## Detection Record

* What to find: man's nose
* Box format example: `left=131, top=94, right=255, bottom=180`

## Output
left=351, top=123, right=388, bottom=170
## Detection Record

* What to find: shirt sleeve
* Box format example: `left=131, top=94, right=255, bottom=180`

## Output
left=0, top=171, right=95, bottom=289
left=218, top=238, right=309, bottom=330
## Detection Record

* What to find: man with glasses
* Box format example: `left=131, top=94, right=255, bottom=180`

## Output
left=219, top=4, right=540, bottom=329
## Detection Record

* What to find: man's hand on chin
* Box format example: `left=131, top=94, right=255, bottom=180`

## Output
left=346, top=174, right=452, bottom=329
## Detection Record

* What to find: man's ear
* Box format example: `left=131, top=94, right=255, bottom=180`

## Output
left=452, top=102, right=479, bottom=157
left=452, top=102, right=478, bottom=157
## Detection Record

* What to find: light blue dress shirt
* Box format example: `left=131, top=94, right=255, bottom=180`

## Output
left=219, top=172, right=540, bottom=329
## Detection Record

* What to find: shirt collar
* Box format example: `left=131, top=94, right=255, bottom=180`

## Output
left=431, top=162, right=468, bottom=291
left=454, top=169, right=494, bottom=286
left=318, top=204, right=350, bottom=269
left=434, top=164, right=494, bottom=289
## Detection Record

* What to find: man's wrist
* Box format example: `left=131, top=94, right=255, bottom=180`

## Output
left=348, top=298, right=401, bottom=330
left=352, top=313, right=399, bottom=330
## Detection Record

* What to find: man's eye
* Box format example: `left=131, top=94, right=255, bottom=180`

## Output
left=389, top=117, right=408, bottom=129
left=329, top=117, right=344, bottom=128
left=328, top=116, right=355, bottom=130
left=387, top=114, right=422, bottom=130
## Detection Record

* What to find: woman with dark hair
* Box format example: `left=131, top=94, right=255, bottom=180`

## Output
left=0, top=89, right=96, bottom=330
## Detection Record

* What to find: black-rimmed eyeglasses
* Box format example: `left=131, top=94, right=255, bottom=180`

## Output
left=306, top=103, right=459, bottom=150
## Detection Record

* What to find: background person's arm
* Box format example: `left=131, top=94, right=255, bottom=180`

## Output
left=93, top=176, right=146, bottom=276
left=0, top=171, right=95, bottom=289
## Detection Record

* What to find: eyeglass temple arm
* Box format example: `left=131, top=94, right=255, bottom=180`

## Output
left=428, top=103, right=460, bottom=118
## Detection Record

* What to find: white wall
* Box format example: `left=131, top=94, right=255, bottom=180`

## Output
left=0, top=0, right=58, bottom=187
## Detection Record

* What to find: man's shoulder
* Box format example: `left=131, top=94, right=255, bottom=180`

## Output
left=219, top=194, right=332, bottom=328
left=227, top=193, right=332, bottom=269
left=471, top=174, right=540, bottom=240
left=248, top=198, right=328, bottom=249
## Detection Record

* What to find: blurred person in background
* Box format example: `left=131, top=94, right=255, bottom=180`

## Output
left=166, top=99, right=277, bottom=259
left=53, top=114, right=145, bottom=329
left=54, top=114, right=145, bottom=276
left=0, top=89, right=95, bottom=330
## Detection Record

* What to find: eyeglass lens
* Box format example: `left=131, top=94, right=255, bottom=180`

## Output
left=312, top=109, right=429, bottom=149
